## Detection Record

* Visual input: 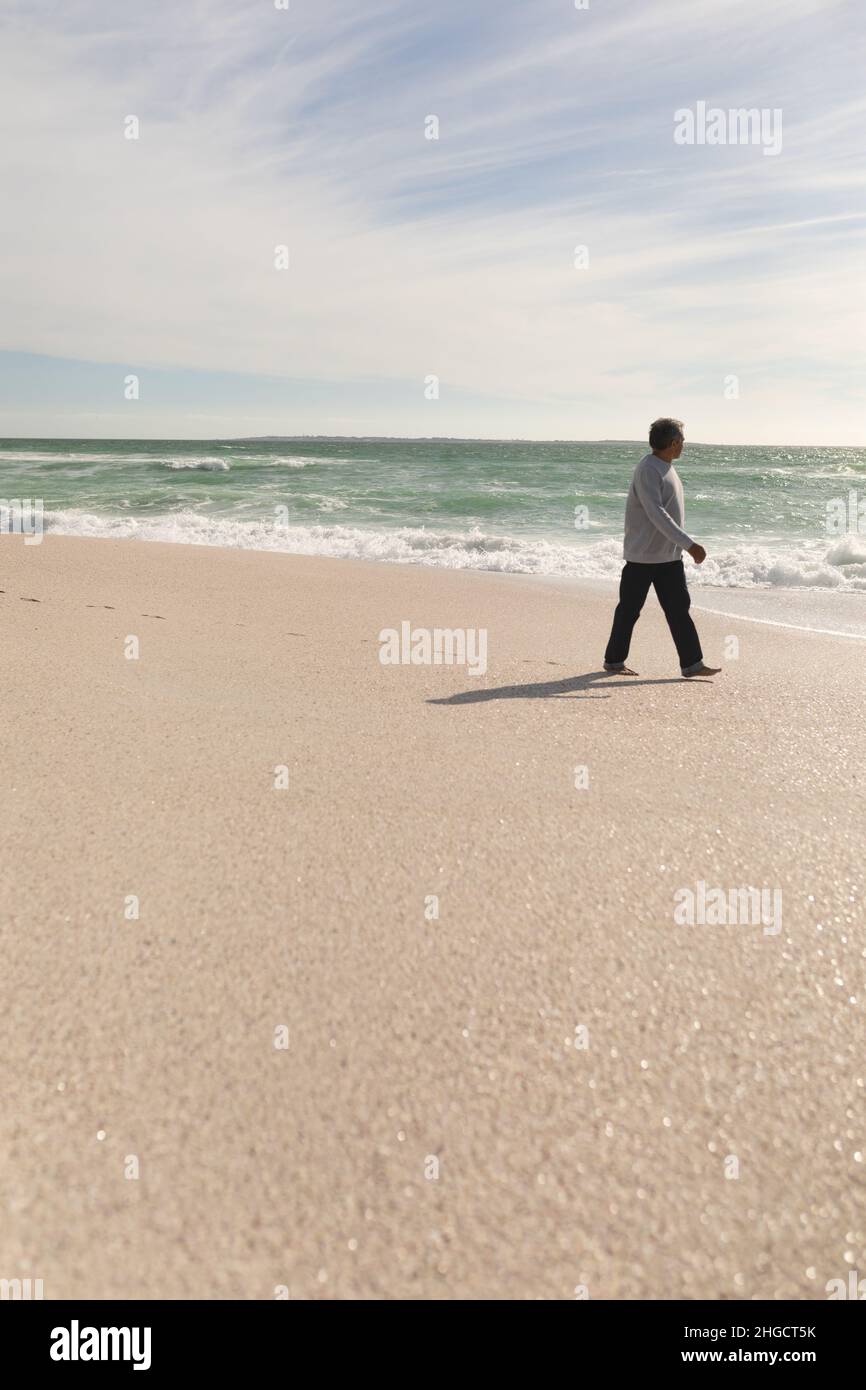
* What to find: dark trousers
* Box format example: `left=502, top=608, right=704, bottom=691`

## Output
left=604, top=559, right=702, bottom=671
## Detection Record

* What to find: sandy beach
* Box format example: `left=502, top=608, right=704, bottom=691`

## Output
left=2, top=533, right=864, bottom=1300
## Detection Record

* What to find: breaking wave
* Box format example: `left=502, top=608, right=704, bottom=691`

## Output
left=41, top=511, right=866, bottom=591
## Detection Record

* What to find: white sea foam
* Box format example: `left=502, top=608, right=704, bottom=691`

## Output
left=299, top=494, right=350, bottom=511
left=269, top=455, right=361, bottom=468
left=0, top=450, right=167, bottom=463
left=0, top=450, right=356, bottom=469
left=196, top=454, right=365, bottom=468
left=161, top=458, right=231, bottom=471
left=0, top=450, right=233, bottom=468
left=41, top=509, right=866, bottom=594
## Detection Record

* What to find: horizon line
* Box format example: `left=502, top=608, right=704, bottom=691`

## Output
left=0, top=435, right=861, bottom=449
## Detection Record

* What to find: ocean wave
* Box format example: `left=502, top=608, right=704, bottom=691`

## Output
left=160, top=458, right=231, bottom=471
left=0, top=450, right=233, bottom=468
left=0, top=450, right=360, bottom=469
left=0, top=450, right=171, bottom=464
left=192, top=454, right=365, bottom=468
left=39, top=509, right=866, bottom=592
left=298, top=494, right=350, bottom=511
left=694, top=537, right=866, bottom=590
left=269, top=455, right=360, bottom=468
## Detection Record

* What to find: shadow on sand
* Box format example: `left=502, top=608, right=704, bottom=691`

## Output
left=428, top=667, right=712, bottom=705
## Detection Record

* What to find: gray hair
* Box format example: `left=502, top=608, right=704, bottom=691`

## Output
left=649, top=417, right=684, bottom=450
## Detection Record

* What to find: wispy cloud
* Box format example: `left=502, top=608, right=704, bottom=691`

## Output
left=0, top=0, right=863, bottom=441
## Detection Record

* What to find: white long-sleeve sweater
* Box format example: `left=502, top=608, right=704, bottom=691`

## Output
left=623, top=452, right=694, bottom=563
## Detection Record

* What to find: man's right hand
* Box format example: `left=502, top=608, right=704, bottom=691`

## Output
left=688, top=543, right=706, bottom=564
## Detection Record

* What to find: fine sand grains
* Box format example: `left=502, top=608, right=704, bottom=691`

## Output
left=1, top=535, right=864, bottom=1299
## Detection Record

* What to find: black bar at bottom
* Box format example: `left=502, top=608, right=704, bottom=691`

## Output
left=2, top=1296, right=862, bottom=1375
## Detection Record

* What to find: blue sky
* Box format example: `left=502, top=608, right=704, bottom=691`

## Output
left=0, top=0, right=863, bottom=442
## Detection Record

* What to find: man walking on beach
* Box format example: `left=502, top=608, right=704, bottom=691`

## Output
left=604, top=418, right=720, bottom=678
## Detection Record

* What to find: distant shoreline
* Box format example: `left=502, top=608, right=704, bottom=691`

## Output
left=2, top=435, right=862, bottom=449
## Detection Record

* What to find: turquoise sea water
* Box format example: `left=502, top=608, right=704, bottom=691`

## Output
left=2, top=438, right=865, bottom=619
